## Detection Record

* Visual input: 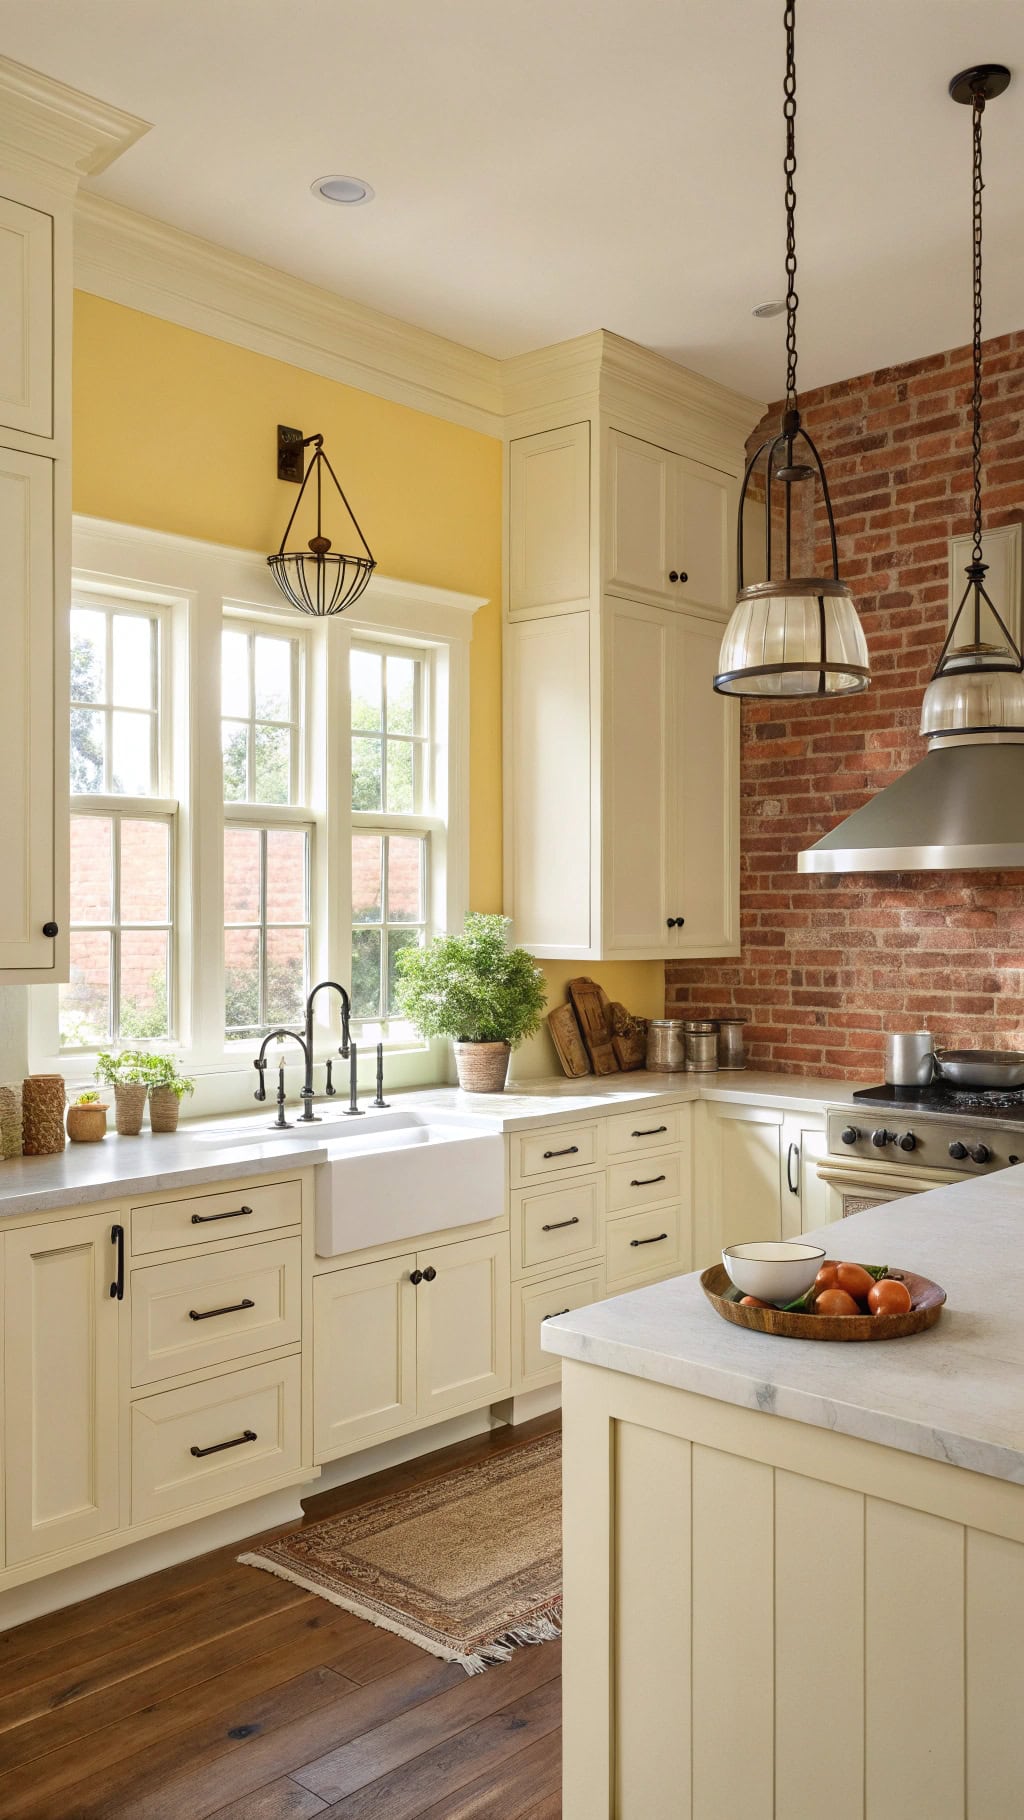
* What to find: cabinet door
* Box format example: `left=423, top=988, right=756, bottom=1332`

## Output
left=674, top=451, right=735, bottom=614
left=506, top=611, right=593, bottom=956
left=603, top=597, right=673, bottom=954
left=606, top=429, right=676, bottom=602
left=312, top=1255, right=417, bottom=1461
left=698, top=1103, right=784, bottom=1265
left=780, top=1114, right=832, bottom=1238
left=0, top=195, right=53, bottom=439
left=4, top=1213, right=121, bottom=1563
left=671, top=611, right=740, bottom=956
left=0, top=446, right=58, bottom=973
left=509, top=422, right=590, bottom=616
left=416, top=1232, right=511, bottom=1418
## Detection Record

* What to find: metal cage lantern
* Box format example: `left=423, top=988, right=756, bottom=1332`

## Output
left=268, top=433, right=376, bottom=617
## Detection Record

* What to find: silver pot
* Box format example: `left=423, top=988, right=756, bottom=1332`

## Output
left=933, top=1049, right=1024, bottom=1089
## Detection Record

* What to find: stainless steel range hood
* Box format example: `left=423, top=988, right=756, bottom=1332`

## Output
left=798, top=737, right=1024, bottom=873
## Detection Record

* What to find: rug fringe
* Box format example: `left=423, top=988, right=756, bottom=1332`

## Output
left=238, top=1549, right=562, bottom=1676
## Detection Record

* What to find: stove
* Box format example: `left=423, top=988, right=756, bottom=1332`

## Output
left=853, top=1081, right=1024, bottom=1117
left=826, top=1083, right=1024, bottom=1181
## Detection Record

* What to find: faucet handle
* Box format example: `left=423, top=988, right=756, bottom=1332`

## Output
left=253, top=1058, right=267, bottom=1103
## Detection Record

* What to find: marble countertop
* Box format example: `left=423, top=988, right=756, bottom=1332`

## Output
left=0, top=1128, right=329, bottom=1217
left=404, top=1067, right=865, bottom=1131
left=543, top=1171, right=1024, bottom=1486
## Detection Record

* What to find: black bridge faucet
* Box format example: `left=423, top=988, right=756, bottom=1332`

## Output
left=253, top=979, right=353, bottom=1124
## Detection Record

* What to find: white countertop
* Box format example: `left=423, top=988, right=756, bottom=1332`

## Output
left=407, top=1067, right=865, bottom=1130
left=543, top=1171, right=1024, bottom=1486
left=0, top=1128, right=330, bottom=1217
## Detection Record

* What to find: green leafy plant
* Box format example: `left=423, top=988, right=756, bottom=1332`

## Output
left=144, top=1053, right=196, bottom=1099
left=94, top=1050, right=195, bottom=1098
left=394, top=914, right=547, bottom=1046
left=74, top=1090, right=103, bottom=1105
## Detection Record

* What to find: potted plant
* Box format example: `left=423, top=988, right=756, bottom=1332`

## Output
left=146, top=1054, right=196, bottom=1133
left=66, top=1089, right=109, bottom=1144
left=394, top=913, right=547, bottom=1093
left=95, top=1050, right=153, bottom=1135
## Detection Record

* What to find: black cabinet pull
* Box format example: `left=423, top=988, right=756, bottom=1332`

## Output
left=188, top=1298, right=255, bottom=1322
left=190, top=1429, right=257, bottom=1459
left=632, top=1125, right=668, bottom=1138
left=787, top=1141, right=800, bottom=1195
left=541, top=1215, right=580, bottom=1232
left=630, top=1174, right=667, bottom=1188
left=42, top=920, right=59, bottom=938
left=666, top=917, right=686, bottom=928
left=191, top=1204, right=254, bottom=1225
left=543, top=1145, right=579, bottom=1159
left=109, top=1224, right=125, bottom=1300
left=543, top=1308, right=571, bottom=1321
left=410, top=1268, right=424, bottom=1284
left=630, top=1232, right=668, bottom=1248
left=422, top=1266, right=437, bottom=1282
left=668, top=570, right=689, bottom=584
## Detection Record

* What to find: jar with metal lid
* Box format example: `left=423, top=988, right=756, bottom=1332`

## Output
left=646, top=1019, right=686, bottom=1072
left=684, top=1019, right=719, bottom=1072
left=716, top=1017, right=747, bottom=1070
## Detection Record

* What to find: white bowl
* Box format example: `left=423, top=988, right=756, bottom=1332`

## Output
left=722, top=1241, right=825, bottom=1306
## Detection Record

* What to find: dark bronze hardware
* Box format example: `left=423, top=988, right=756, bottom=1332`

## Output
left=192, top=1204, right=254, bottom=1224
left=630, top=1232, right=668, bottom=1247
left=666, top=916, right=686, bottom=927
left=668, top=571, right=688, bottom=584
left=109, top=1224, right=125, bottom=1300
left=42, top=921, right=59, bottom=937
left=189, top=1298, right=255, bottom=1322
left=422, top=1266, right=437, bottom=1282
left=541, top=1215, right=580, bottom=1232
left=632, top=1125, right=668, bottom=1138
left=373, top=1040, right=390, bottom=1109
left=410, top=1269, right=424, bottom=1284
left=277, top=423, right=305, bottom=483
left=630, top=1174, right=666, bottom=1188
left=543, top=1308, right=571, bottom=1320
left=969, top=1142, right=992, bottom=1165
left=543, top=1145, right=579, bottom=1159
left=787, top=1141, right=799, bottom=1195
left=190, top=1429, right=257, bottom=1459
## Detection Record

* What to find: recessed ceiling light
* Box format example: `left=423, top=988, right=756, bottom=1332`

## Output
left=751, top=299, right=785, bottom=319
left=312, top=175, right=375, bottom=206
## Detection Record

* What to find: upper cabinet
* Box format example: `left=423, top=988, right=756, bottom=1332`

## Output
left=502, top=332, right=760, bottom=961
left=0, top=194, right=52, bottom=440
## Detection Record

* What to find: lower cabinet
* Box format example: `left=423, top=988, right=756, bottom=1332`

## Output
left=3, top=1211, right=122, bottom=1564
left=131, top=1356, right=302, bottom=1526
left=696, top=1100, right=832, bottom=1266
left=313, top=1230, right=510, bottom=1462
left=513, top=1263, right=606, bottom=1394
left=781, top=1111, right=831, bottom=1237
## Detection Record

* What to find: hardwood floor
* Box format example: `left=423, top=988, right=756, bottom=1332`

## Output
left=0, top=1413, right=563, bottom=1820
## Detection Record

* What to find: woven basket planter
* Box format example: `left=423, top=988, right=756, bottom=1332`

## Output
left=67, top=1102, right=109, bottom=1144
left=453, top=1041, right=511, bottom=1094
left=22, top=1075, right=66, bottom=1155
left=0, top=1082, right=23, bottom=1158
left=148, top=1086, right=182, bottom=1133
left=114, top=1082, right=149, bottom=1136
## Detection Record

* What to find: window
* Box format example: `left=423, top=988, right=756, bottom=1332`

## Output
left=351, top=646, right=427, bottom=814
left=222, top=621, right=311, bottom=1040
left=352, top=832, right=428, bottom=1019
left=60, top=600, right=174, bottom=1050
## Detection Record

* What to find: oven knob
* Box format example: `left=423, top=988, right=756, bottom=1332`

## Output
left=870, top=1128, right=890, bottom=1148
left=968, top=1143, right=992, bottom=1166
left=897, top=1132, right=917, bottom=1152
left=949, top=1140, right=969, bottom=1161
left=841, top=1126, right=859, bottom=1145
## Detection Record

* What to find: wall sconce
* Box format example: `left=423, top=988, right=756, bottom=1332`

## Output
left=267, top=424, right=376, bottom=616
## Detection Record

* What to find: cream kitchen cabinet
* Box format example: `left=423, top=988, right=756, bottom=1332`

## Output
left=780, top=1110, right=832, bottom=1237
left=605, top=427, right=734, bottom=614
left=695, top=1099, right=836, bottom=1266
left=3, top=1210, right=122, bottom=1564
left=0, top=193, right=53, bottom=440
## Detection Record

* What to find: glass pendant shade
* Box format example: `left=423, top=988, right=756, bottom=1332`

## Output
left=920, top=566, right=1024, bottom=737
left=715, top=578, right=868, bottom=698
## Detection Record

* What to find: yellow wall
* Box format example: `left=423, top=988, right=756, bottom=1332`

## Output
left=72, top=292, right=663, bottom=1075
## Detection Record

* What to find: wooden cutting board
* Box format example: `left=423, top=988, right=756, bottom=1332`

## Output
left=548, top=1002, right=592, bottom=1078
left=567, top=977, right=620, bottom=1075
left=608, top=1002, right=648, bottom=1072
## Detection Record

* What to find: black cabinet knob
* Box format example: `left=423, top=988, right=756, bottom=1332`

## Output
left=968, top=1143, right=992, bottom=1165
left=42, top=921, right=59, bottom=938
left=898, top=1132, right=917, bottom=1153
left=668, top=570, right=689, bottom=584
left=422, top=1265, right=437, bottom=1282
left=841, top=1126, right=859, bottom=1146
left=665, top=916, right=687, bottom=928
left=409, top=1268, right=423, bottom=1285
left=948, top=1141, right=968, bottom=1161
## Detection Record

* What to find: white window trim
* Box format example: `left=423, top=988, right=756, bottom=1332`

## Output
left=31, top=515, right=486, bottom=1112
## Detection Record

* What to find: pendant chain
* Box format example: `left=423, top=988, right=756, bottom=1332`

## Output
left=783, top=0, right=798, bottom=409
left=970, top=87, right=985, bottom=567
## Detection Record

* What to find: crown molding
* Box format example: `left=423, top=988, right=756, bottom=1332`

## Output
left=74, top=194, right=504, bottom=434
left=0, top=56, right=149, bottom=194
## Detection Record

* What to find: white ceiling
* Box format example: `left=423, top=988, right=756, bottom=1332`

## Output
left=2, top=0, right=1023, bottom=399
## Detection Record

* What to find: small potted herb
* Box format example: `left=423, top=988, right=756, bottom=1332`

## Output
left=66, top=1089, right=109, bottom=1144
left=394, top=913, right=547, bottom=1093
left=95, top=1050, right=154, bottom=1135
left=146, top=1054, right=196, bottom=1133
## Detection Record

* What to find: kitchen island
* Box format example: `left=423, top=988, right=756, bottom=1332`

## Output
left=543, top=1171, right=1024, bottom=1820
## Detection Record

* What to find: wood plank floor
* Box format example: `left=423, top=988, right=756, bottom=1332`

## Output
left=0, top=1412, right=562, bottom=1820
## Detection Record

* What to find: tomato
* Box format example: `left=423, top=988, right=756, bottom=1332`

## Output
left=835, top=1263, right=876, bottom=1304
left=868, top=1277, right=913, bottom=1317
left=815, top=1288, right=861, bottom=1317
left=814, top=1262, right=841, bottom=1291
left=739, top=1295, right=771, bottom=1308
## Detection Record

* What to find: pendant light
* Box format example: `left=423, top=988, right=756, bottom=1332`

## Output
left=268, top=432, right=376, bottom=617
left=919, top=63, right=1024, bottom=740
left=714, top=0, right=869, bottom=698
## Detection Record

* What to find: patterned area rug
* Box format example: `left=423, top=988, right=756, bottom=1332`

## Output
left=240, top=1431, right=562, bottom=1675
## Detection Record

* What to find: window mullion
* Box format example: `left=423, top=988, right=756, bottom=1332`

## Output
left=111, top=815, right=122, bottom=1043
left=259, top=825, right=268, bottom=1032
left=380, top=834, right=389, bottom=1019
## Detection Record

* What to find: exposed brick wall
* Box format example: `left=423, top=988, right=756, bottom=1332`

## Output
left=666, top=329, right=1024, bottom=1077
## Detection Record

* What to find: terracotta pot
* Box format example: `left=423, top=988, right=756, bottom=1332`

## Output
left=22, top=1075, right=66, bottom=1154
left=67, top=1102, right=109, bottom=1144
left=114, top=1081, right=148, bottom=1135
left=453, top=1040, right=511, bottom=1094
left=148, top=1085, right=182, bottom=1133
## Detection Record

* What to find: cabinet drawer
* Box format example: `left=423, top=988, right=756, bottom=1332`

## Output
left=130, top=1237, right=301, bottom=1387
left=607, top=1149, right=684, bottom=1214
left=513, top=1122, right=600, bottom=1185
left=513, top=1264, right=605, bottom=1392
left=512, top=1174, right=605, bottom=1276
left=605, top=1202, right=685, bottom=1290
left=605, top=1106, right=686, bottom=1158
left=132, top=1179, right=301, bottom=1255
left=131, top=1356, right=301, bottom=1526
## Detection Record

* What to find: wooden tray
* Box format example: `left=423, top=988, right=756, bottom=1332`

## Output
left=700, top=1263, right=946, bottom=1342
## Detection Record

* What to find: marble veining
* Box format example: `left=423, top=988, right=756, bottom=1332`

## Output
left=543, top=1170, right=1024, bottom=1486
